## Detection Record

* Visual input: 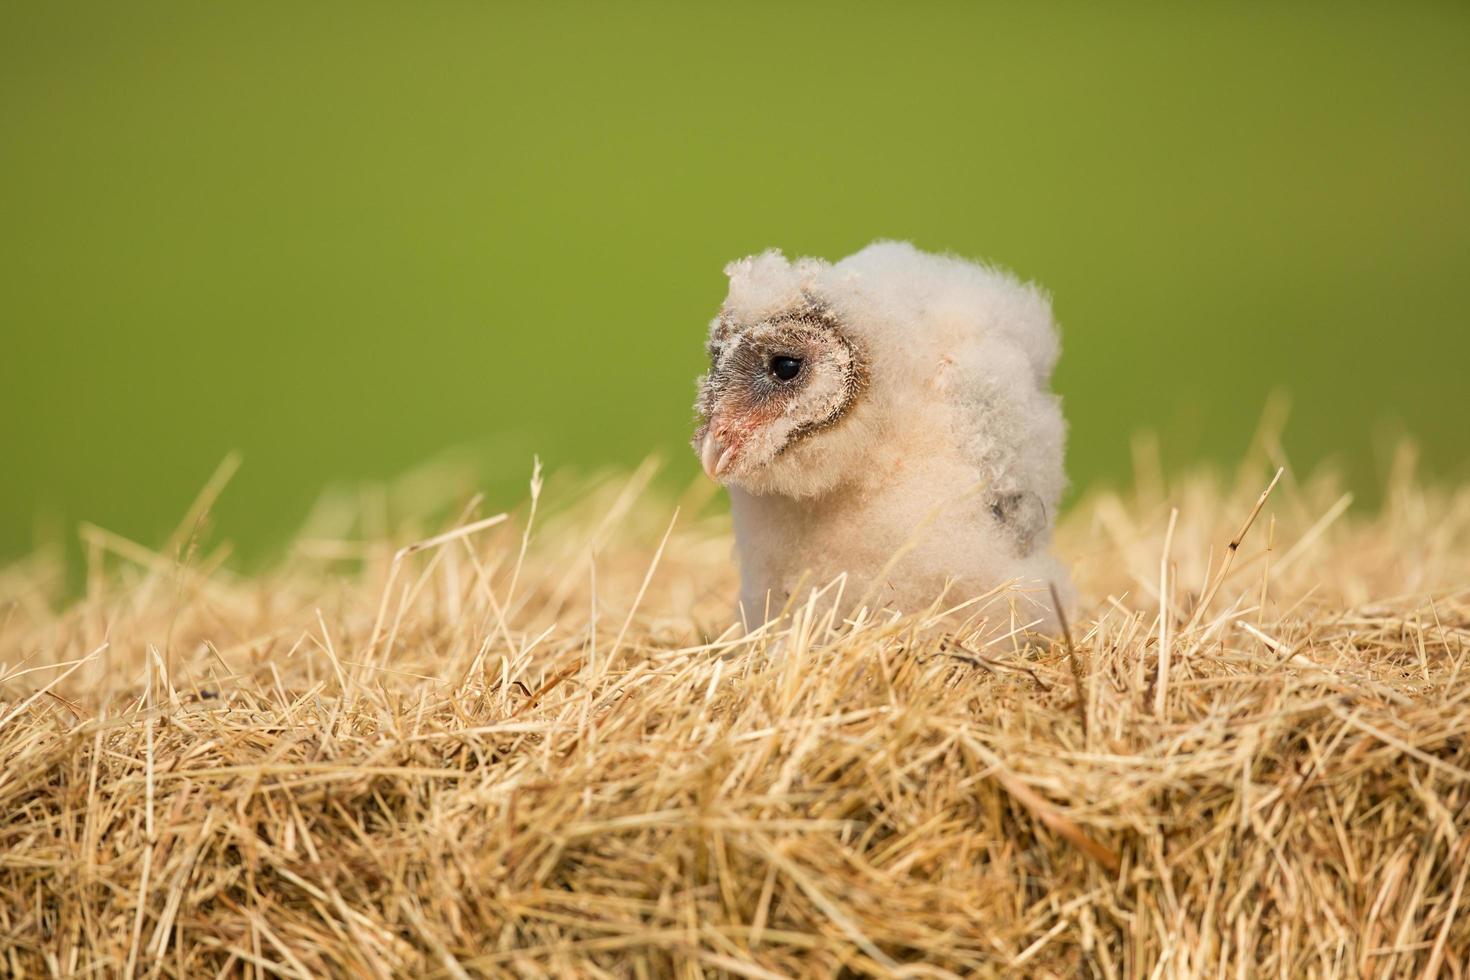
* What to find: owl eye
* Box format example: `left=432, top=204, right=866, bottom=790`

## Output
left=768, top=355, right=803, bottom=382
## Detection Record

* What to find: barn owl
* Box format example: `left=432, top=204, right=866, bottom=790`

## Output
left=692, top=241, right=1071, bottom=634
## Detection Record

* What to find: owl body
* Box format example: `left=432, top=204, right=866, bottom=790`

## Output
left=695, top=242, right=1071, bottom=633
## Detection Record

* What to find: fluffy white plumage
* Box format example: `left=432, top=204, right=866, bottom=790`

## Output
left=693, top=241, right=1071, bottom=632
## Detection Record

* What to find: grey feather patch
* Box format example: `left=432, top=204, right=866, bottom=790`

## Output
left=987, top=490, right=1047, bottom=556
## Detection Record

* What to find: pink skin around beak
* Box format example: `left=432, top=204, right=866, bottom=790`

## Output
left=699, top=423, right=739, bottom=481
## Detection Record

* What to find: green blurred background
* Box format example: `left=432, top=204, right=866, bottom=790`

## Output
left=2, top=2, right=1467, bottom=564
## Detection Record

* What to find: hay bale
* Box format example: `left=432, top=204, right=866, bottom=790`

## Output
left=2, top=449, right=1467, bottom=976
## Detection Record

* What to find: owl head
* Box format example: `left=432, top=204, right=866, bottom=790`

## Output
left=692, top=250, right=875, bottom=498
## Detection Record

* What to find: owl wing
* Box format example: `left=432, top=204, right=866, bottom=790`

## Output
left=985, top=489, right=1048, bottom=557
left=943, top=344, right=1063, bottom=558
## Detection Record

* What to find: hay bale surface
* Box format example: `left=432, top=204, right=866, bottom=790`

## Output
left=2, top=450, right=1468, bottom=977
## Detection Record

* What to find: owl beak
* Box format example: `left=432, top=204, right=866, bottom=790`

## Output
left=699, top=430, right=736, bottom=480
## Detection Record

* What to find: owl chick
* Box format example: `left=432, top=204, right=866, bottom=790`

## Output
left=692, top=241, right=1072, bottom=633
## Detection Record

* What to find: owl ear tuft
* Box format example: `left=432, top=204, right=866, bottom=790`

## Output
left=724, top=248, right=788, bottom=282
left=794, top=257, right=825, bottom=291
left=722, top=249, right=805, bottom=319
